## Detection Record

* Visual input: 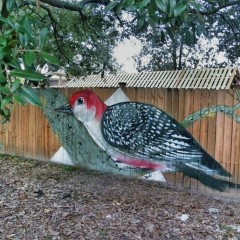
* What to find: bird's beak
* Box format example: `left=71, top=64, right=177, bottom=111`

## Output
left=54, top=104, right=73, bottom=114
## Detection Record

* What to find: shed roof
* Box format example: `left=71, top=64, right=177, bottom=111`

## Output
left=67, top=67, right=238, bottom=90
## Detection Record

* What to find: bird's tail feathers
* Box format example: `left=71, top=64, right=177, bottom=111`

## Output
left=200, top=153, right=231, bottom=177
left=183, top=163, right=237, bottom=192
left=185, top=162, right=229, bottom=178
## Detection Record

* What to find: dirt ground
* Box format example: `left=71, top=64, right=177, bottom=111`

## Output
left=0, top=154, right=240, bottom=240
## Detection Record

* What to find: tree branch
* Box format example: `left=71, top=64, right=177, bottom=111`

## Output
left=181, top=102, right=240, bottom=129
left=37, top=0, right=240, bottom=16
left=40, top=0, right=110, bottom=10
left=217, top=12, right=240, bottom=41
left=199, top=1, right=240, bottom=16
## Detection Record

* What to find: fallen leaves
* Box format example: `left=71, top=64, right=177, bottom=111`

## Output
left=0, top=154, right=240, bottom=239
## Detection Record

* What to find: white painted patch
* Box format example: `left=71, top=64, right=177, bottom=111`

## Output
left=105, top=88, right=130, bottom=105
left=50, top=146, right=74, bottom=166
left=142, top=170, right=166, bottom=182
left=72, top=102, right=96, bottom=123
left=172, top=134, right=189, bottom=140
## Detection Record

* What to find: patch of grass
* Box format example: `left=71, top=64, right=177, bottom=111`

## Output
left=60, top=165, right=79, bottom=172
left=99, top=228, right=108, bottom=237
left=221, top=224, right=237, bottom=239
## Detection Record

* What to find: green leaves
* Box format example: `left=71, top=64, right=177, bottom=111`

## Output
left=24, top=51, right=36, bottom=67
left=0, top=16, right=14, bottom=27
left=11, top=79, right=21, bottom=93
left=10, top=69, right=46, bottom=81
left=39, top=27, right=49, bottom=50
left=174, top=2, right=187, bottom=17
left=6, top=0, right=15, bottom=11
left=137, top=0, right=150, bottom=9
left=0, top=7, right=62, bottom=122
left=0, top=37, right=7, bottom=46
left=155, top=0, right=167, bottom=12
left=103, top=0, right=194, bottom=38
left=0, top=75, right=7, bottom=85
left=40, top=51, right=60, bottom=66
left=104, top=1, right=119, bottom=12
left=20, top=87, right=41, bottom=106
left=154, top=0, right=188, bottom=18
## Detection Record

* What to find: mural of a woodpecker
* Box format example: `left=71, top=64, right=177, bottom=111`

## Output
left=55, top=89, right=237, bottom=191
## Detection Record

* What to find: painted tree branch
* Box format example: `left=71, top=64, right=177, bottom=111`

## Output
left=181, top=102, right=240, bottom=129
left=39, top=88, right=148, bottom=177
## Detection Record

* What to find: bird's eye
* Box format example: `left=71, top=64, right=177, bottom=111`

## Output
left=77, top=97, right=84, bottom=105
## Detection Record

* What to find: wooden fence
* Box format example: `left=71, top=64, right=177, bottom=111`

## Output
left=0, top=87, right=240, bottom=183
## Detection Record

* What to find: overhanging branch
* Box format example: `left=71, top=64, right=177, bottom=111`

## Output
left=200, top=0, right=240, bottom=16
left=40, top=0, right=110, bottom=10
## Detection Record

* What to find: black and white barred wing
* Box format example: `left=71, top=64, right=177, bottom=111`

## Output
left=101, top=102, right=204, bottom=162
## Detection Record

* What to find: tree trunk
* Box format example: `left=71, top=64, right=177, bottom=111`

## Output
left=172, top=37, right=177, bottom=70
left=178, top=37, right=184, bottom=70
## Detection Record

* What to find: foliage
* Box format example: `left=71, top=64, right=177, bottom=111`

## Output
left=132, top=0, right=240, bottom=70
left=0, top=0, right=124, bottom=122
left=210, top=4, right=240, bottom=65
left=34, top=5, right=121, bottom=76
left=0, top=2, right=60, bottom=122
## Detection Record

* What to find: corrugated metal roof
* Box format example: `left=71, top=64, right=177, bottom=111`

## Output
left=67, top=67, right=238, bottom=90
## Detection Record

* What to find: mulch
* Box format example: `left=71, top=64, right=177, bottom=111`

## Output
left=0, top=154, right=240, bottom=240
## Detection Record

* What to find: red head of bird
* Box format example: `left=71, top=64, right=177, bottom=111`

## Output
left=67, top=90, right=107, bottom=122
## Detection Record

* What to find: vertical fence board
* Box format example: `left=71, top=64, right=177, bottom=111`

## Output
left=13, top=104, right=22, bottom=156
left=234, top=91, right=240, bottom=182
left=165, top=89, right=172, bottom=115
left=207, top=90, right=217, bottom=157
left=192, top=90, right=201, bottom=142
left=231, top=106, right=238, bottom=176
left=171, top=89, right=179, bottom=120
left=156, top=88, right=165, bottom=110
left=222, top=91, right=234, bottom=173
left=136, top=88, right=146, bottom=103
left=215, top=91, right=225, bottom=166
left=199, top=91, right=210, bottom=150
left=178, top=89, right=185, bottom=121
left=184, top=89, right=194, bottom=134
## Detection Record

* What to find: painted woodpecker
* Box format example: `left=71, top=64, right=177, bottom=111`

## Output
left=56, top=89, right=235, bottom=191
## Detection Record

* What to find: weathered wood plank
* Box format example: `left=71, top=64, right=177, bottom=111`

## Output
left=171, top=89, right=179, bottom=120
left=184, top=89, right=194, bottom=134
left=191, top=90, right=201, bottom=142
left=214, top=90, right=226, bottom=166
left=199, top=90, right=210, bottom=150
left=177, top=89, right=185, bottom=121
left=222, top=90, right=234, bottom=173
left=230, top=92, right=239, bottom=176
left=206, top=90, right=217, bottom=157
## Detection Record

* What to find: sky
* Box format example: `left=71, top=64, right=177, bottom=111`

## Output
left=113, top=37, right=142, bottom=73
left=113, top=36, right=239, bottom=73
